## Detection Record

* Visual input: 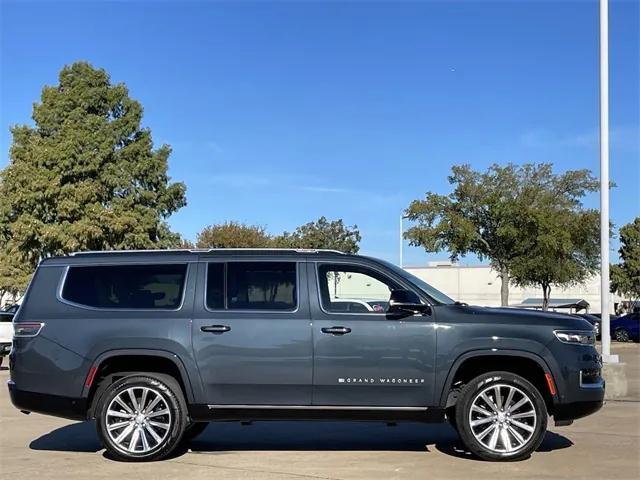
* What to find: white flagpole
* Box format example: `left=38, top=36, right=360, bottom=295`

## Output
left=600, top=0, right=617, bottom=363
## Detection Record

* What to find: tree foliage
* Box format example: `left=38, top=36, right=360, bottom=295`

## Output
left=0, top=62, right=186, bottom=291
left=611, top=217, right=640, bottom=303
left=273, top=216, right=361, bottom=253
left=193, top=217, right=361, bottom=253
left=196, top=222, right=272, bottom=248
left=405, top=163, right=600, bottom=308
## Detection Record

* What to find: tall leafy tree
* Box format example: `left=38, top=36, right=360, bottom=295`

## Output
left=611, top=217, right=640, bottom=306
left=195, top=221, right=272, bottom=248
left=0, top=62, right=186, bottom=287
left=273, top=216, right=361, bottom=253
left=508, top=204, right=600, bottom=310
left=405, top=163, right=599, bottom=307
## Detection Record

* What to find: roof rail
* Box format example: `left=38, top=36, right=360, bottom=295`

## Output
left=70, top=248, right=348, bottom=256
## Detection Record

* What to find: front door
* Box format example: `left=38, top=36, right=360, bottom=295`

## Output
left=309, top=261, right=436, bottom=407
left=192, top=258, right=312, bottom=405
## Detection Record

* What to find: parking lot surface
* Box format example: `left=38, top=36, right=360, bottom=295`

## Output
left=1, top=343, right=639, bottom=480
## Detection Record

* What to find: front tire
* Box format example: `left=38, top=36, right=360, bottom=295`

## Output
left=96, top=373, right=188, bottom=462
left=455, top=371, right=547, bottom=461
left=615, top=328, right=630, bottom=342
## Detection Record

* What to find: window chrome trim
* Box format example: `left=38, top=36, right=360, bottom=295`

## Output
left=56, top=263, right=190, bottom=312
left=313, top=260, right=431, bottom=317
left=203, top=259, right=301, bottom=314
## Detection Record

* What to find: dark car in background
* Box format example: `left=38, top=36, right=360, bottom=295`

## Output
left=573, top=313, right=601, bottom=339
left=610, top=312, right=640, bottom=343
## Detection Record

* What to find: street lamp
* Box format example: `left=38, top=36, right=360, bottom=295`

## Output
left=399, top=214, right=410, bottom=268
left=599, top=0, right=617, bottom=363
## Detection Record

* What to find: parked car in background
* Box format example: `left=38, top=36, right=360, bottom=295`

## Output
left=573, top=313, right=601, bottom=339
left=0, top=305, right=16, bottom=368
left=610, top=312, right=640, bottom=343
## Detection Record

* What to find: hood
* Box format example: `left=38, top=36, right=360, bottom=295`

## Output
left=449, top=304, right=594, bottom=330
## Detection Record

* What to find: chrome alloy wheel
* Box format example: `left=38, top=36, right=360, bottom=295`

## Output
left=105, top=387, right=172, bottom=454
left=468, top=383, right=537, bottom=454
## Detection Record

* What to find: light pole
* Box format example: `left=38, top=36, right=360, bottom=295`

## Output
left=399, top=214, right=409, bottom=268
left=599, top=0, right=617, bottom=363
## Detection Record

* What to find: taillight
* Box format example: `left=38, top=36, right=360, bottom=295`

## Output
left=13, top=322, right=44, bottom=337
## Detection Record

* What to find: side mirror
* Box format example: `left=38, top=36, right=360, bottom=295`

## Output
left=388, top=289, right=431, bottom=315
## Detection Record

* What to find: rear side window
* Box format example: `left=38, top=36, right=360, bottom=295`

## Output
left=206, top=261, right=297, bottom=311
left=61, top=264, right=188, bottom=309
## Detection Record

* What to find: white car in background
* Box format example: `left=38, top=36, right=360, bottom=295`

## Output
left=0, top=304, right=17, bottom=368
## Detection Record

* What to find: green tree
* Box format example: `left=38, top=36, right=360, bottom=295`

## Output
left=405, top=163, right=599, bottom=307
left=611, top=217, right=640, bottom=305
left=273, top=216, right=361, bottom=253
left=508, top=205, right=600, bottom=310
left=0, top=62, right=186, bottom=290
left=195, top=221, right=272, bottom=248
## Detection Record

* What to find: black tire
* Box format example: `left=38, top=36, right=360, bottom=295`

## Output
left=615, top=328, right=630, bottom=342
left=96, top=373, right=188, bottom=462
left=455, top=371, right=547, bottom=461
left=184, top=421, right=209, bottom=441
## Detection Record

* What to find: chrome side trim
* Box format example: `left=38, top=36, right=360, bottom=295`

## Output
left=206, top=405, right=429, bottom=411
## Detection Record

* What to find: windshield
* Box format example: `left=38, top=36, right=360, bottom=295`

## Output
left=377, top=260, right=456, bottom=305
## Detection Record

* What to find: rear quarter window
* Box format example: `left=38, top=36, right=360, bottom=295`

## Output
left=61, top=264, right=188, bottom=309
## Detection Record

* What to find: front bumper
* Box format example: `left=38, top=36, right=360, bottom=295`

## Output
left=8, top=380, right=87, bottom=421
left=554, top=400, right=604, bottom=422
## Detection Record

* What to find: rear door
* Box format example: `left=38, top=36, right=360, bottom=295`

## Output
left=192, top=257, right=313, bottom=405
left=309, top=261, right=437, bottom=407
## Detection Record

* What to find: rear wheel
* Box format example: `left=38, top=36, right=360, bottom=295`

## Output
left=615, top=328, right=630, bottom=342
left=96, top=373, right=188, bottom=461
left=455, top=371, right=547, bottom=461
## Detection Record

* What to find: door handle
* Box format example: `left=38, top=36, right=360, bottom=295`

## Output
left=321, top=326, right=351, bottom=335
left=201, top=324, right=231, bottom=333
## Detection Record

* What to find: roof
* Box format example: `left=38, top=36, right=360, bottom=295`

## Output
left=40, top=248, right=352, bottom=265
left=510, top=298, right=590, bottom=309
left=70, top=248, right=347, bottom=256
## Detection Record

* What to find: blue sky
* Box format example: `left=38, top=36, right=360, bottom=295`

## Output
left=1, top=0, right=638, bottom=265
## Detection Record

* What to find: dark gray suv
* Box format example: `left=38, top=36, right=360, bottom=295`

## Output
left=8, top=249, right=604, bottom=462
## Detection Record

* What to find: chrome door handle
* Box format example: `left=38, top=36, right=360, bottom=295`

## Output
left=321, top=326, right=351, bottom=335
left=201, top=325, right=231, bottom=333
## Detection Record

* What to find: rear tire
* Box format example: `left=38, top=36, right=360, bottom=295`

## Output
left=96, top=373, right=188, bottom=462
left=455, top=371, right=547, bottom=461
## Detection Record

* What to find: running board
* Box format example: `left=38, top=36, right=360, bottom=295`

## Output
left=189, top=404, right=445, bottom=423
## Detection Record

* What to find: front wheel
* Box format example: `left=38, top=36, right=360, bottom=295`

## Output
left=96, top=374, right=188, bottom=461
left=455, top=371, right=547, bottom=461
left=615, top=328, right=630, bottom=342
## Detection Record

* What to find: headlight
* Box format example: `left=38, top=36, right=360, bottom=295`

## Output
left=554, top=330, right=595, bottom=345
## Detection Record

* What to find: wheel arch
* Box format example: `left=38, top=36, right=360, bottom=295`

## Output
left=83, top=349, right=198, bottom=419
left=439, top=350, right=557, bottom=414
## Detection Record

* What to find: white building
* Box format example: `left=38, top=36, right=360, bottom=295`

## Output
left=405, top=261, right=620, bottom=313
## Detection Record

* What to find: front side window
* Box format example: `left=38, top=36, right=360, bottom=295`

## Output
left=62, top=264, right=187, bottom=309
left=318, top=263, right=401, bottom=314
left=206, top=261, right=297, bottom=311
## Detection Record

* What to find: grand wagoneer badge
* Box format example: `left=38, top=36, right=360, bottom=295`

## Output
left=338, top=377, right=426, bottom=384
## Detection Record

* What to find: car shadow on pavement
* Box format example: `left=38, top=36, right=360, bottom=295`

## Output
left=29, top=420, right=573, bottom=462
left=30, top=420, right=102, bottom=453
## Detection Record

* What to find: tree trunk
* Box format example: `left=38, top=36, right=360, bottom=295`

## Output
left=499, top=266, right=510, bottom=306
left=542, top=284, right=551, bottom=311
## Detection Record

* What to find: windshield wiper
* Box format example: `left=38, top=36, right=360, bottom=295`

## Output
left=454, top=301, right=468, bottom=306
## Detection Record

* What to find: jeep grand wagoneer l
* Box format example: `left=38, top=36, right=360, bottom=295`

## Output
left=8, top=249, right=604, bottom=461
